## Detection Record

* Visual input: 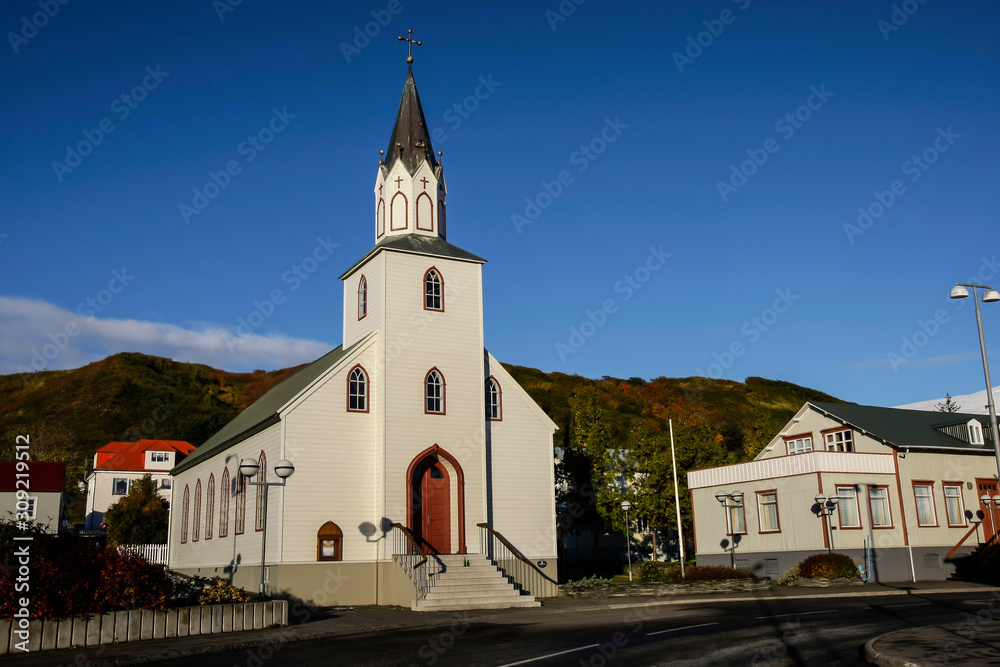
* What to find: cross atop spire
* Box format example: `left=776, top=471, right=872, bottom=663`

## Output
left=398, top=29, right=422, bottom=65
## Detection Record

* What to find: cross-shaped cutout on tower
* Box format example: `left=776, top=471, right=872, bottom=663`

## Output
left=421, top=177, right=429, bottom=189
left=378, top=184, right=383, bottom=195
left=395, top=176, right=404, bottom=188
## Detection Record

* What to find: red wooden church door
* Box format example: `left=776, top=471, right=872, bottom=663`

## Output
left=421, top=461, right=451, bottom=554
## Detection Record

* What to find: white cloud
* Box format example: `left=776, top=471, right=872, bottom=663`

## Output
left=0, top=296, right=332, bottom=374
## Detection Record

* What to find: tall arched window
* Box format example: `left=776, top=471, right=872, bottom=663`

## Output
left=425, top=368, right=445, bottom=414
left=358, top=276, right=368, bottom=320
left=348, top=365, right=369, bottom=412
left=205, top=474, right=215, bottom=540
left=424, top=268, right=443, bottom=311
left=219, top=468, right=230, bottom=537
left=235, top=470, right=246, bottom=535
left=193, top=480, right=202, bottom=541
left=181, top=485, right=190, bottom=544
left=487, top=377, right=502, bottom=421
left=255, top=452, right=267, bottom=532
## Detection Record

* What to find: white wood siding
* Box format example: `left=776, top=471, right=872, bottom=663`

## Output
left=688, top=452, right=895, bottom=488
left=343, top=253, right=384, bottom=348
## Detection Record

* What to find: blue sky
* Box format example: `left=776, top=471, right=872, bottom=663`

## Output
left=2, top=0, right=999, bottom=408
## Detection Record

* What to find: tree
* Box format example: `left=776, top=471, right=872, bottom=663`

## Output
left=937, top=393, right=962, bottom=413
left=103, top=475, right=169, bottom=545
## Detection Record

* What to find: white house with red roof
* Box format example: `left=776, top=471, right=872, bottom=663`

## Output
left=1, top=461, right=66, bottom=533
left=85, top=439, right=195, bottom=529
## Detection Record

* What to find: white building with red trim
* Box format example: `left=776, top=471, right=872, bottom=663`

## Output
left=84, top=439, right=195, bottom=529
left=689, top=401, right=998, bottom=582
left=1, top=461, right=66, bottom=533
left=166, top=63, right=559, bottom=609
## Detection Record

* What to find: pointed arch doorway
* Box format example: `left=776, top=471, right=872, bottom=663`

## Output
left=406, top=444, right=466, bottom=554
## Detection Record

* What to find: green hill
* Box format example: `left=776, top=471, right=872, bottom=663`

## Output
left=0, top=353, right=843, bottom=524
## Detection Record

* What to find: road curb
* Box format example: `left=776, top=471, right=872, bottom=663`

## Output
left=864, top=631, right=921, bottom=667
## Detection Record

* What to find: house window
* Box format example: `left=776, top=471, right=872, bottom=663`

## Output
left=358, top=276, right=367, bottom=320
left=968, top=420, right=984, bottom=445
left=317, top=521, right=343, bottom=561
left=22, top=497, right=36, bottom=520
left=914, top=483, right=937, bottom=527
left=425, top=368, right=445, bottom=414
left=424, top=268, right=443, bottom=311
left=219, top=468, right=230, bottom=537
left=785, top=436, right=813, bottom=455
left=255, top=453, right=267, bottom=532
left=193, top=480, right=202, bottom=542
left=726, top=498, right=746, bottom=535
left=757, top=491, right=780, bottom=533
left=112, top=478, right=130, bottom=496
left=205, top=475, right=215, bottom=540
left=486, top=377, right=501, bottom=421
left=348, top=366, right=368, bottom=412
left=181, top=485, right=190, bottom=544
left=944, top=484, right=966, bottom=527
left=235, top=472, right=246, bottom=535
left=160, top=479, right=172, bottom=490
left=869, top=486, right=892, bottom=528
left=836, top=486, right=861, bottom=528
left=150, top=452, right=169, bottom=463
left=825, top=430, right=854, bottom=452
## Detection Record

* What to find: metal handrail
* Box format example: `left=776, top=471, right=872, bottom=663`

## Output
left=477, top=522, right=553, bottom=598
left=390, top=523, right=440, bottom=598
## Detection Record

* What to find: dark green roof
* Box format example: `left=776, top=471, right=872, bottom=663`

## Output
left=340, top=234, right=486, bottom=280
left=809, top=401, right=993, bottom=452
left=172, top=343, right=355, bottom=475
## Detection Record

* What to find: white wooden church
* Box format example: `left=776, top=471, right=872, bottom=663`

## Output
left=167, top=61, right=559, bottom=610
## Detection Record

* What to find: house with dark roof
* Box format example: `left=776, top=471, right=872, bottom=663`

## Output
left=688, top=401, right=998, bottom=582
left=1, top=461, right=66, bottom=533
left=84, top=439, right=195, bottom=529
left=166, top=62, right=559, bottom=611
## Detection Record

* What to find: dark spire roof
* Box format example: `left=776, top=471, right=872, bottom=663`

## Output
left=385, top=67, right=437, bottom=175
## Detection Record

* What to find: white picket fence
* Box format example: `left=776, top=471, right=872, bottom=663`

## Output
left=118, top=543, right=168, bottom=564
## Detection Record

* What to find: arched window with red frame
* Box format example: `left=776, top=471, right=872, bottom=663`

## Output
left=358, top=275, right=368, bottom=320
left=219, top=468, right=230, bottom=537
left=181, top=485, right=190, bottom=544
left=424, top=268, right=443, bottom=311
left=205, top=474, right=215, bottom=540
left=255, top=452, right=267, bottom=531
left=425, top=368, right=445, bottom=414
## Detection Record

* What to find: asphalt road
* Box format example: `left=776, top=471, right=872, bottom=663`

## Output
left=154, top=592, right=995, bottom=667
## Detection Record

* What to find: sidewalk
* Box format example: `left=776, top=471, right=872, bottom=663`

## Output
left=866, top=621, right=1000, bottom=666
left=4, top=580, right=997, bottom=666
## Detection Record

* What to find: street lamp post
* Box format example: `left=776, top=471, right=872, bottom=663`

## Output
left=950, top=282, right=1000, bottom=482
left=814, top=494, right=841, bottom=554
left=239, top=458, right=295, bottom=598
left=715, top=491, right=744, bottom=568
left=620, top=500, right=633, bottom=581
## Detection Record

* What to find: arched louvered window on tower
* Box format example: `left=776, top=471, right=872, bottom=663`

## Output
left=348, top=365, right=369, bottom=412
left=425, top=368, right=445, bottom=414
left=358, top=275, right=368, bottom=320
left=424, top=268, right=443, bottom=311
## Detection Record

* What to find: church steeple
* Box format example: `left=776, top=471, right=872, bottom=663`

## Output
left=374, top=63, right=447, bottom=243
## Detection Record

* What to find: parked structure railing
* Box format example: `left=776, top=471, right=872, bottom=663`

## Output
left=118, top=543, right=168, bottom=565
left=477, top=522, right=552, bottom=598
left=390, top=523, right=440, bottom=598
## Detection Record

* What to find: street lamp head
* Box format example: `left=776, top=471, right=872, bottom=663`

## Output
left=984, top=289, right=1000, bottom=303
left=829, top=496, right=840, bottom=505
left=274, top=459, right=295, bottom=479
left=620, top=500, right=632, bottom=511
left=731, top=491, right=743, bottom=505
left=951, top=285, right=970, bottom=299
left=715, top=490, right=728, bottom=505
left=238, top=459, right=260, bottom=479
left=814, top=494, right=826, bottom=505
left=993, top=494, right=1000, bottom=506
left=981, top=493, right=991, bottom=505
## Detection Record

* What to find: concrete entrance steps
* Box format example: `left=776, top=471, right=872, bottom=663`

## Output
left=412, top=553, right=541, bottom=612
